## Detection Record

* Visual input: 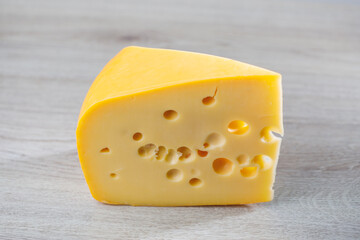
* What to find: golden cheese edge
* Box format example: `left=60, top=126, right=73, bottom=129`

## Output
left=78, top=46, right=280, bottom=121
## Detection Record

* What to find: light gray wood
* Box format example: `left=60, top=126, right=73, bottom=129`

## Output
left=1, top=0, right=359, bottom=239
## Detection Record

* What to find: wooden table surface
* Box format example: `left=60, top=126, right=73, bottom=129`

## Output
left=1, top=0, right=359, bottom=239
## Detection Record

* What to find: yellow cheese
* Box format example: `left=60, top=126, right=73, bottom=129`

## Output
left=76, top=46, right=283, bottom=206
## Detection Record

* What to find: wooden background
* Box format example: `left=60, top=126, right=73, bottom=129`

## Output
left=1, top=0, right=359, bottom=239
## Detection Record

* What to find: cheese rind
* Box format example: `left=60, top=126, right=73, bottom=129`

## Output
left=76, top=46, right=283, bottom=206
left=78, top=46, right=279, bottom=121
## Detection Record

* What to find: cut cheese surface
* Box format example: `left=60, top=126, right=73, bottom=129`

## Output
left=76, top=46, right=283, bottom=206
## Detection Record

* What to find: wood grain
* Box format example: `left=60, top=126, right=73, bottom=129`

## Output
left=1, top=0, right=360, bottom=239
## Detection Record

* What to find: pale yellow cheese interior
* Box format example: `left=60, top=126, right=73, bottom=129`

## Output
left=76, top=46, right=283, bottom=206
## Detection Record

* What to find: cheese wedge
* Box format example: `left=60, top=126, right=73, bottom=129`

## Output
left=76, top=46, right=283, bottom=206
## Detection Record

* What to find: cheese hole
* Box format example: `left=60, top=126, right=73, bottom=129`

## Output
left=204, top=133, right=226, bottom=150
left=133, top=132, right=143, bottom=141
left=138, top=144, right=157, bottom=158
left=166, top=169, right=183, bottom=182
left=260, top=127, right=282, bottom=143
left=165, top=149, right=179, bottom=165
left=237, top=154, right=249, bottom=166
left=212, top=158, right=234, bottom=175
left=272, top=131, right=283, bottom=138
left=202, top=96, right=215, bottom=105
left=189, top=178, right=202, bottom=187
left=197, top=149, right=208, bottom=157
left=109, top=173, right=119, bottom=179
left=100, top=147, right=110, bottom=153
left=228, top=120, right=249, bottom=135
left=163, top=110, right=178, bottom=120
left=177, top=146, right=193, bottom=162
left=240, top=166, right=258, bottom=178
left=252, top=155, right=272, bottom=170
left=156, top=146, right=167, bottom=160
